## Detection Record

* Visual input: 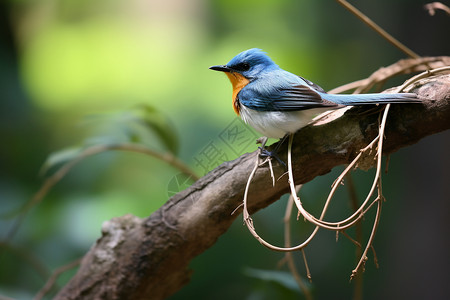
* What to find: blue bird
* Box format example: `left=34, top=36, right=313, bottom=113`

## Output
left=210, top=48, right=420, bottom=139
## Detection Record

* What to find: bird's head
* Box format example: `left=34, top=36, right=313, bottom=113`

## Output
left=209, top=48, right=279, bottom=79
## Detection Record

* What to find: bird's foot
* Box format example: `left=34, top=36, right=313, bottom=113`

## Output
left=256, top=136, right=288, bottom=168
left=258, top=147, right=286, bottom=167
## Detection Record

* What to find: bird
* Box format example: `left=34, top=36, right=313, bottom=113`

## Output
left=210, top=48, right=420, bottom=140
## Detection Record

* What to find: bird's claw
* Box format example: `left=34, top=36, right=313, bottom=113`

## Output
left=258, top=147, right=286, bottom=167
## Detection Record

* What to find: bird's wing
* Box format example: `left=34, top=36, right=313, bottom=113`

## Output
left=238, top=75, right=339, bottom=112
left=297, top=75, right=326, bottom=93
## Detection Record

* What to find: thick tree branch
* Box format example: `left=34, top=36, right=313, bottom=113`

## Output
left=55, top=74, right=450, bottom=300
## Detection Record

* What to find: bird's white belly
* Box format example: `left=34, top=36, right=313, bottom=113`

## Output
left=240, top=105, right=331, bottom=138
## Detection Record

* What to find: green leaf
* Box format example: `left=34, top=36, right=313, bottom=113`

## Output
left=40, top=105, right=179, bottom=177
left=40, top=146, right=82, bottom=176
left=244, top=267, right=305, bottom=293
left=131, top=104, right=179, bottom=154
left=80, top=105, right=179, bottom=154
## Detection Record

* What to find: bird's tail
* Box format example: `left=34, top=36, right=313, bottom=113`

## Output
left=322, top=92, right=421, bottom=106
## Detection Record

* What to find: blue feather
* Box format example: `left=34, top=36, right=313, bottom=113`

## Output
left=321, top=92, right=420, bottom=105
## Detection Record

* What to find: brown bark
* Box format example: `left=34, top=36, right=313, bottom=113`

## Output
left=55, top=74, right=450, bottom=300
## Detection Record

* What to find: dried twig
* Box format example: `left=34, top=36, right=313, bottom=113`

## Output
left=336, top=0, right=420, bottom=59
left=350, top=102, right=390, bottom=280
left=345, top=174, right=364, bottom=300
left=282, top=188, right=313, bottom=300
left=329, top=56, right=450, bottom=94
left=243, top=153, right=321, bottom=252
left=424, top=2, right=450, bottom=16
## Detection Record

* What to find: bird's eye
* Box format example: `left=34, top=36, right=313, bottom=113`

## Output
left=233, top=62, right=250, bottom=71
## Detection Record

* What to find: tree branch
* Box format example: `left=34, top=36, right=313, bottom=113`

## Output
left=55, top=74, right=450, bottom=300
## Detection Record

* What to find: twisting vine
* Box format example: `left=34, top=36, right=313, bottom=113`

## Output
left=241, top=66, right=449, bottom=296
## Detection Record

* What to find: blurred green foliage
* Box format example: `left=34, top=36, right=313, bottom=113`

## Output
left=1, top=0, right=449, bottom=299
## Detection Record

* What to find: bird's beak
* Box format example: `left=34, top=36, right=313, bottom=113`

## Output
left=209, top=65, right=231, bottom=72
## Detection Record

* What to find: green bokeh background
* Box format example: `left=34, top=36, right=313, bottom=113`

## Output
left=1, top=0, right=449, bottom=299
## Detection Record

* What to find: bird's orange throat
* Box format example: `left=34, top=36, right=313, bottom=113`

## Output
left=225, top=72, right=249, bottom=116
